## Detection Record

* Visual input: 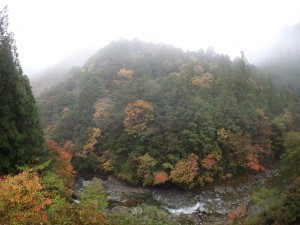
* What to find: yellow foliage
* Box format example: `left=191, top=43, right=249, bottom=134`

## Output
left=114, top=68, right=134, bottom=86
left=137, top=153, right=157, bottom=186
left=124, top=100, right=154, bottom=135
left=101, top=160, right=114, bottom=172
left=198, top=174, right=214, bottom=186
left=93, top=97, right=112, bottom=119
left=80, top=127, right=101, bottom=158
left=191, top=72, right=213, bottom=87
left=217, top=128, right=229, bottom=143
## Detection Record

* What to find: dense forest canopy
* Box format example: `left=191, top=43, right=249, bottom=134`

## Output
left=38, top=39, right=300, bottom=188
left=0, top=7, right=45, bottom=174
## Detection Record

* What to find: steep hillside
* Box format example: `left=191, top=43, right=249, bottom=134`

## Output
left=38, top=40, right=300, bottom=188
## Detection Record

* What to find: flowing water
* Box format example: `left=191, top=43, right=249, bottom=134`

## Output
left=164, top=202, right=205, bottom=215
left=75, top=167, right=279, bottom=223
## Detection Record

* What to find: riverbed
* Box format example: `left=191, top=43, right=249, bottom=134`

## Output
left=75, top=167, right=279, bottom=224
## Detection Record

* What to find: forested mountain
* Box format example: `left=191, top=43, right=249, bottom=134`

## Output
left=38, top=39, right=300, bottom=188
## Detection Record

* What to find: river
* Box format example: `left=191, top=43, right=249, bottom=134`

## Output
left=75, top=167, right=278, bottom=224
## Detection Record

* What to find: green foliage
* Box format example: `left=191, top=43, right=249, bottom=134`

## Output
left=38, top=40, right=300, bottom=188
left=251, top=186, right=278, bottom=210
left=0, top=7, right=46, bottom=174
left=42, top=172, right=66, bottom=199
left=276, top=176, right=300, bottom=224
left=115, top=157, right=138, bottom=185
left=73, top=152, right=99, bottom=173
left=280, top=131, right=300, bottom=184
left=79, top=180, right=108, bottom=211
left=245, top=177, right=300, bottom=225
left=45, top=176, right=108, bottom=225
left=46, top=196, right=108, bottom=225
left=137, top=153, right=157, bottom=186
left=110, top=205, right=179, bottom=225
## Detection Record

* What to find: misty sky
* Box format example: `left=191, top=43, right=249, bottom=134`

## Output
left=1, top=0, right=300, bottom=76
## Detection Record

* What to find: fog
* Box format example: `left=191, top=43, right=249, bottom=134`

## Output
left=1, top=0, right=300, bottom=77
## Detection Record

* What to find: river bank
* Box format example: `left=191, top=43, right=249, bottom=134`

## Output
left=74, top=166, right=279, bottom=224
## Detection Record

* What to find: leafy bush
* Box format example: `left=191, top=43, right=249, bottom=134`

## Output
left=0, top=171, right=51, bottom=225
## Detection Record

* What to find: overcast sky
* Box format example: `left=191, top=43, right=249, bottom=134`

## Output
left=1, top=0, right=300, bottom=76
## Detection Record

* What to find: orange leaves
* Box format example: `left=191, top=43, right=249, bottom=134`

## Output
left=124, top=100, right=154, bottom=135
left=170, top=154, right=199, bottom=188
left=0, top=171, right=51, bottom=224
left=153, top=171, right=169, bottom=185
left=201, top=150, right=222, bottom=170
left=46, top=140, right=75, bottom=196
left=201, top=156, right=217, bottom=170
left=246, top=153, right=265, bottom=171
left=227, top=204, right=248, bottom=221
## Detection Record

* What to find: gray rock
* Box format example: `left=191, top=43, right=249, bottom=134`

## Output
left=214, top=187, right=226, bottom=194
left=82, top=180, right=91, bottom=188
left=225, top=186, right=234, bottom=193
left=110, top=205, right=130, bottom=214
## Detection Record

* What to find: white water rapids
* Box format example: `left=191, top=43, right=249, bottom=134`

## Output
left=164, top=202, right=205, bottom=215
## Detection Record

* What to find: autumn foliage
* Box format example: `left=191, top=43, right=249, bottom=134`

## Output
left=246, top=153, right=265, bottom=171
left=124, top=100, right=154, bottom=135
left=170, top=154, right=199, bottom=188
left=46, top=140, right=75, bottom=197
left=191, top=72, right=214, bottom=87
left=201, top=150, right=222, bottom=169
left=115, top=68, right=134, bottom=85
left=227, top=204, right=248, bottom=221
left=153, top=171, right=169, bottom=185
left=0, top=171, right=51, bottom=224
left=81, top=127, right=101, bottom=157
